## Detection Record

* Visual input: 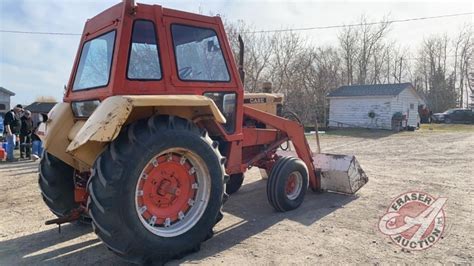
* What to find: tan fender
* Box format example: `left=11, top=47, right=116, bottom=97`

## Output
left=37, top=102, right=77, bottom=168
left=67, top=95, right=226, bottom=153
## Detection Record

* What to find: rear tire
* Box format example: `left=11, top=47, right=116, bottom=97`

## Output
left=267, top=157, right=308, bottom=212
left=38, top=152, right=78, bottom=216
left=225, top=173, right=244, bottom=195
left=87, top=115, right=225, bottom=264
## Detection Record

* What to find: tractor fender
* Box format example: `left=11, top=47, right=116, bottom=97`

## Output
left=67, top=95, right=226, bottom=152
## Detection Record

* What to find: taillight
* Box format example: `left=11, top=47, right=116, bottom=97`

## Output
left=71, top=100, right=100, bottom=118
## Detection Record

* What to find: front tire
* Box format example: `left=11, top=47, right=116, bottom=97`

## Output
left=87, top=116, right=225, bottom=264
left=225, top=173, right=244, bottom=195
left=267, top=157, right=308, bottom=212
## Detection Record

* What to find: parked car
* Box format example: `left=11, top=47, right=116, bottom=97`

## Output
left=432, top=108, right=474, bottom=124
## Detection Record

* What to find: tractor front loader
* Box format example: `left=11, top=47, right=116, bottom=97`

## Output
left=37, top=0, right=368, bottom=264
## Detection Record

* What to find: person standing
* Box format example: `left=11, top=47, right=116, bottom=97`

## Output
left=3, top=104, right=23, bottom=162
left=31, top=122, right=43, bottom=161
left=20, top=110, right=34, bottom=159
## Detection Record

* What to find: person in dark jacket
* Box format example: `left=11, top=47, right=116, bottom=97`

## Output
left=20, top=110, right=34, bottom=159
left=3, top=104, right=23, bottom=161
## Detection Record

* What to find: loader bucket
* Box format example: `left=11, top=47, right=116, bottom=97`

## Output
left=313, top=154, right=368, bottom=194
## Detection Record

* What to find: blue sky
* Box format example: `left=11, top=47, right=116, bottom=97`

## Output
left=0, top=0, right=472, bottom=105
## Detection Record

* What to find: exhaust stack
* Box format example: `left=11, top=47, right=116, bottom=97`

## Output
left=124, top=0, right=136, bottom=14
left=238, top=35, right=245, bottom=84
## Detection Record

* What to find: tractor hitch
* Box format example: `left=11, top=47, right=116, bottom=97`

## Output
left=45, top=208, right=85, bottom=232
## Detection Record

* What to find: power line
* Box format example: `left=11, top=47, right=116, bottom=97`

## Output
left=244, top=12, right=474, bottom=34
left=0, top=11, right=472, bottom=36
left=0, top=30, right=81, bottom=36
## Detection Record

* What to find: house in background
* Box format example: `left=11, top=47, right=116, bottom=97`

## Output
left=0, top=87, right=15, bottom=115
left=25, top=102, right=57, bottom=125
left=327, top=83, right=425, bottom=130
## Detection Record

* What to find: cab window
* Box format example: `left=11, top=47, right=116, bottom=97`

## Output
left=127, top=20, right=162, bottom=80
left=171, top=24, right=230, bottom=82
left=73, top=31, right=116, bottom=91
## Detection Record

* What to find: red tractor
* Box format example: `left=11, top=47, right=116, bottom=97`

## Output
left=38, top=0, right=367, bottom=263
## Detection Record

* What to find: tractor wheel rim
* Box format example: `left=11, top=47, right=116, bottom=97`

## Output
left=285, top=171, right=303, bottom=200
left=135, top=148, right=210, bottom=238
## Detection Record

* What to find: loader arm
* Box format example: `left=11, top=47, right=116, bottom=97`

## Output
left=243, top=106, right=319, bottom=190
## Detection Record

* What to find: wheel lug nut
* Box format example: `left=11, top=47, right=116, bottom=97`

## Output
left=178, top=211, right=185, bottom=220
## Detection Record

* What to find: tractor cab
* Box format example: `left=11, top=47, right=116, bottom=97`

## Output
left=64, top=1, right=243, bottom=134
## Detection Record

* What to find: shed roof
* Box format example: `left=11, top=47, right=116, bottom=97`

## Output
left=327, top=83, right=413, bottom=97
left=25, top=102, right=57, bottom=113
left=0, top=87, right=15, bottom=96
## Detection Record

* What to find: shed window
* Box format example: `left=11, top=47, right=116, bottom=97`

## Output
left=410, top=103, right=415, bottom=110
left=0, top=104, right=6, bottom=110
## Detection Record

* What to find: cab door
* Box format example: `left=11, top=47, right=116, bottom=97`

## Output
left=162, top=12, right=243, bottom=138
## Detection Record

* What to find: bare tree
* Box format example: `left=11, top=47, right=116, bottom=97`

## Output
left=312, top=47, right=343, bottom=124
left=338, top=15, right=391, bottom=85
left=454, top=25, right=473, bottom=108
left=355, top=15, right=391, bottom=85
left=338, top=26, right=358, bottom=85
left=222, top=15, right=470, bottom=122
left=414, top=35, right=456, bottom=112
left=269, top=31, right=306, bottom=94
left=225, top=20, right=275, bottom=92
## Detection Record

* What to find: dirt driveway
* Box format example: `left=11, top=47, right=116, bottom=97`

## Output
left=1, top=125, right=473, bottom=265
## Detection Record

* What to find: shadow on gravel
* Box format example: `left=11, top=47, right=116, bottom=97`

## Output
left=13, top=169, right=39, bottom=175
left=173, top=178, right=357, bottom=264
left=0, top=178, right=356, bottom=265
left=0, top=223, right=127, bottom=265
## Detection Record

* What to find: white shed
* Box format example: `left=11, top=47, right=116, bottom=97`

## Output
left=327, top=83, right=425, bottom=130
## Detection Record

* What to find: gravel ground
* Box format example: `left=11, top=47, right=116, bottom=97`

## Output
left=0, top=125, right=473, bottom=265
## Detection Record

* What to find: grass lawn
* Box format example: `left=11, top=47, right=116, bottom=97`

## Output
left=320, top=128, right=394, bottom=139
left=317, top=123, right=474, bottom=139
left=419, top=123, right=474, bottom=132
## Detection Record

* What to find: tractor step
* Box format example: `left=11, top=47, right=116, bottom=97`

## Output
left=276, top=151, right=368, bottom=194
